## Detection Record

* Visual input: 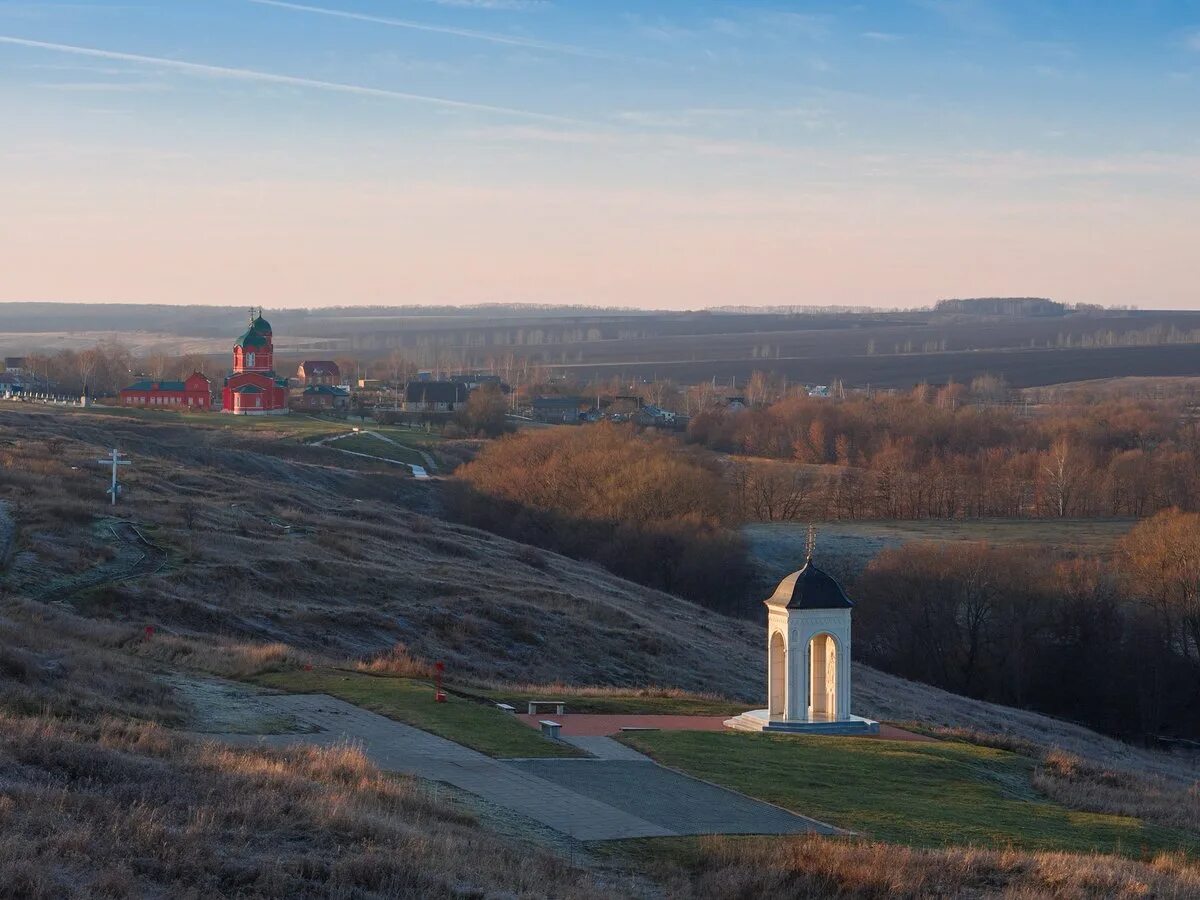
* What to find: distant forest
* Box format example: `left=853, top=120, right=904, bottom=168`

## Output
left=694, top=383, right=1200, bottom=520
left=935, top=297, right=1067, bottom=317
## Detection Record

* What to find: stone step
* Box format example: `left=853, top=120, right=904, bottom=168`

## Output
left=723, top=712, right=880, bottom=736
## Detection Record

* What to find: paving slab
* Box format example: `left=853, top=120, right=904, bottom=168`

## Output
left=509, top=758, right=835, bottom=836
left=561, top=736, right=658, bottom=761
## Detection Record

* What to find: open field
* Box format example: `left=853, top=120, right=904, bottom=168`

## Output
left=622, top=731, right=1197, bottom=855
left=256, top=668, right=581, bottom=758
left=545, top=343, right=1200, bottom=390
left=746, top=518, right=1136, bottom=584
left=7, top=302, right=1200, bottom=390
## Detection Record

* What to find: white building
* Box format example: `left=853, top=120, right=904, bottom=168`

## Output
left=726, top=556, right=879, bottom=734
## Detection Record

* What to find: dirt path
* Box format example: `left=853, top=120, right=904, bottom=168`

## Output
left=363, top=430, right=439, bottom=473
left=314, top=432, right=434, bottom=479
left=32, top=519, right=167, bottom=604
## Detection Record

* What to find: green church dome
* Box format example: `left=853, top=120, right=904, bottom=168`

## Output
left=234, top=310, right=272, bottom=348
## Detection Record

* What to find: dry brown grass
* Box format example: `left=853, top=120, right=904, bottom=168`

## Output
left=648, top=835, right=1200, bottom=899
left=0, top=405, right=762, bottom=698
left=473, top=679, right=728, bottom=702
left=0, top=604, right=182, bottom=723
left=854, top=663, right=1200, bottom=785
left=6, top=405, right=1200, bottom=899
left=124, top=630, right=309, bottom=679
left=1035, top=750, right=1200, bottom=835
left=355, top=641, right=437, bottom=678
left=0, top=714, right=612, bottom=899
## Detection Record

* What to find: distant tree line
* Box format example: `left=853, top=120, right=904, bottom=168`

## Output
left=854, top=510, right=1200, bottom=743
left=20, top=343, right=220, bottom=396
left=934, top=297, right=1065, bottom=317
left=692, top=386, right=1200, bottom=520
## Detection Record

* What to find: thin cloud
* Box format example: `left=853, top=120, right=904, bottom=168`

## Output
left=0, top=35, right=579, bottom=123
left=419, top=0, right=551, bottom=8
left=246, top=0, right=606, bottom=58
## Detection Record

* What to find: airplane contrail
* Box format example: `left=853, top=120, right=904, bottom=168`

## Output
left=247, top=0, right=609, bottom=59
left=0, top=35, right=581, bottom=123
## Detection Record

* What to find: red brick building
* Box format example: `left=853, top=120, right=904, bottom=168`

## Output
left=221, top=310, right=289, bottom=416
left=120, top=372, right=212, bottom=410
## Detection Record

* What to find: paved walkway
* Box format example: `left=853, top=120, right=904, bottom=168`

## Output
left=210, top=693, right=834, bottom=841
left=561, top=735, right=660, bottom=760
left=510, top=758, right=828, bottom=836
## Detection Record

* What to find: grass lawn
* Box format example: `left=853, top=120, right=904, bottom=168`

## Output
left=463, top=685, right=745, bottom=717
left=77, top=405, right=449, bottom=450
left=255, top=668, right=581, bottom=758
left=621, top=731, right=1198, bottom=856
left=332, top=433, right=427, bottom=466
left=371, top=426, right=446, bottom=446
left=747, top=518, right=1135, bottom=578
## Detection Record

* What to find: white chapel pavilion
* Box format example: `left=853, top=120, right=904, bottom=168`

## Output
left=726, top=554, right=879, bottom=734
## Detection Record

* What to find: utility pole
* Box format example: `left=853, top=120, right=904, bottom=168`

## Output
left=97, top=449, right=131, bottom=506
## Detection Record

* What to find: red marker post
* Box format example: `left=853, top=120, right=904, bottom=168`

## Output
left=434, top=661, right=447, bottom=703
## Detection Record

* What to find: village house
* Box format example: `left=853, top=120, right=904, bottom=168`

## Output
left=120, top=372, right=212, bottom=410
left=297, top=360, right=341, bottom=386
left=450, top=373, right=504, bottom=391
left=291, top=383, right=351, bottom=412
left=221, top=310, right=289, bottom=415
left=531, top=396, right=587, bottom=423
left=403, top=381, right=468, bottom=414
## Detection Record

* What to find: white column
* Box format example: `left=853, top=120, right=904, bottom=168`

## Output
left=840, top=633, right=852, bottom=720
left=791, top=626, right=809, bottom=721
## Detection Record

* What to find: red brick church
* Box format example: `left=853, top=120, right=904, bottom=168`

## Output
left=221, top=310, right=289, bottom=415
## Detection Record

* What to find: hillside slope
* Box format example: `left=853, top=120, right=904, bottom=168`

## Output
left=0, top=406, right=760, bottom=698
left=3, top=405, right=1194, bottom=784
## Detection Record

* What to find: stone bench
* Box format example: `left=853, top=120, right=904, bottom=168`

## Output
left=527, top=700, right=565, bottom=716
left=495, top=703, right=516, bottom=714
left=539, top=720, right=562, bottom=740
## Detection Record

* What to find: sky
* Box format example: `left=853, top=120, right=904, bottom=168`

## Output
left=0, top=1, right=1198, bottom=310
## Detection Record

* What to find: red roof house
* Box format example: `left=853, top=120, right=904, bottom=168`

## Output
left=120, top=372, right=212, bottom=410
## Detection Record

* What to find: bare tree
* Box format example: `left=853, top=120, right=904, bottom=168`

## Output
left=1042, top=437, right=1078, bottom=518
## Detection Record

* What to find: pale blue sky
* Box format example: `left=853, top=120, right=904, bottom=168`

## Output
left=1, top=1, right=1197, bottom=308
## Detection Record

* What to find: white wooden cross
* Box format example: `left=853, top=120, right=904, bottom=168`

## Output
left=97, top=449, right=131, bottom=506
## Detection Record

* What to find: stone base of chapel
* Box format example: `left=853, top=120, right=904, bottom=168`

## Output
left=724, top=709, right=880, bottom=735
